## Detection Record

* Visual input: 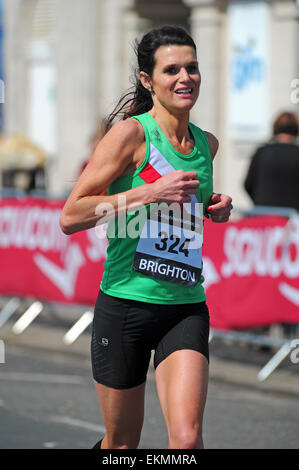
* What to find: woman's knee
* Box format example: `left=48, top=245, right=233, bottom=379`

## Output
left=168, top=425, right=202, bottom=449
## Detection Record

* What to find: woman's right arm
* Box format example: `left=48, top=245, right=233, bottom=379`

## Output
left=59, top=119, right=199, bottom=235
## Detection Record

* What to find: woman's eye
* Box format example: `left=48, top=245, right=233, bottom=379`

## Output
left=187, top=65, right=199, bottom=74
left=165, top=67, right=178, bottom=75
left=165, top=65, right=199, bottom=75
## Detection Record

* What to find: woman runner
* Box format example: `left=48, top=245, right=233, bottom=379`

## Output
left=60, top=25, right=233, bottom=449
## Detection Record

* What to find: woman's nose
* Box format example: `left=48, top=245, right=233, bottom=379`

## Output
left=179, top=67, right=191, bottom=82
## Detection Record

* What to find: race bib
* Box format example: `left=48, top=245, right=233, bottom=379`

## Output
left=133, top=203, right=203, bottom=286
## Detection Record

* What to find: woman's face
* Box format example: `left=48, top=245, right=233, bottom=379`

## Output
left=148, top=44, right=201, bottom=114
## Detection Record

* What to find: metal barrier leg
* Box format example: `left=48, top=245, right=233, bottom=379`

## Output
left=63, top=312, right=93, bottom=345
left=0, top=339, right=4, bottom=363
left=0, top=298, right=21, bottom=328
left=257, top=343, right=293, bottom=381
left=12, top=301, right=44, bottom=335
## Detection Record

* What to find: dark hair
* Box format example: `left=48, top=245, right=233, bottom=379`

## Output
left=105, top=25, right=197, bottom=131
left=273, top=112, right=298, bottom=137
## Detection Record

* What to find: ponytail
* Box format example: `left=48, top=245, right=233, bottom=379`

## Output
left=105, top=80, right=153, bottom=132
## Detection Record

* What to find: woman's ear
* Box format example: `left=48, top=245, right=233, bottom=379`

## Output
left=139, top=71, right=152, bottom=93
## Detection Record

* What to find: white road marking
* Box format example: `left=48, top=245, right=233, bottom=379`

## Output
left=49, top=416, right=105, bottom=434
left=0, top=371, right=88, bottom=385
left=0, top=399, right=4, bottom=407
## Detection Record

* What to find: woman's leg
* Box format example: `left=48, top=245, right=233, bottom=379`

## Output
left=155, top=349, right=209, bottom=449
left=91, top=291, right=154, bottom=449
left=93, top=380, right=146, bottom=449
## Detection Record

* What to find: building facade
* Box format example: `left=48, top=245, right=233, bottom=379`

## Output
left=2, top=0, right=299, bottom=207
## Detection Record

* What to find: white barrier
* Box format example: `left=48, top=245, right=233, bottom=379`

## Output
left=63, top=311, right=93, bottom=345
left=12, top=301, right=44, bottom=335
left=208, top=205, right=299, bottom=381
left=0, top=339, right=4, bottom=363
left=209, top=328, right=295, bottom=381
left=0, top=297, right=21, bottom=328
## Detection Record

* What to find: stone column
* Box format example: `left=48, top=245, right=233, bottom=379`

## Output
left=53, top=0, right=99, bottom=196
left=183, top=0, right=224, bottom=190
left=97, top=0, right=136, bottom=115
left=121, top=10, right=150, bottom=91
left=2, top=0, right=27, bottom=135
left=183, top=0, right=223, bottom=133
left=270, top=1, right=299, bottom=117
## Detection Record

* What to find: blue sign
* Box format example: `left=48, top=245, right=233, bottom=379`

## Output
left=232, top=41, right=265, bottom=91
left=228, top=2, right=270, bottom=139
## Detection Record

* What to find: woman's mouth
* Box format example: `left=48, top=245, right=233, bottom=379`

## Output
left=174, top=88, right=193, bottom=97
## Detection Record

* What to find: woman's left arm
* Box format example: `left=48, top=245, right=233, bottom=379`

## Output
left=204, top=131, right=233, bottom=223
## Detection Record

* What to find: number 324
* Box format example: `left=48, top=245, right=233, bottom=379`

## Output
left=155, top=231, right=190, bottom=257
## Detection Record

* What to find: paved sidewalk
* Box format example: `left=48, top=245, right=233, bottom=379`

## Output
left=1, top=320, right=299, bottom=399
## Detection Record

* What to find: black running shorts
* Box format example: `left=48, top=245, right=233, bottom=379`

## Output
left=91, top=290, right=210, bottom=390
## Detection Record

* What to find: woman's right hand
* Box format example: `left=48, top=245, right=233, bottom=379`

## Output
left=151, top=170, right=199, bottom=204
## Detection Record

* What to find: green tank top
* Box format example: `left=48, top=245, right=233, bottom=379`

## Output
left=100, top=112, right=213, bottom=304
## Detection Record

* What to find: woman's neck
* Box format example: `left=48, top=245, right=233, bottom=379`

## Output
left=149, top=104, right=191, bottom=145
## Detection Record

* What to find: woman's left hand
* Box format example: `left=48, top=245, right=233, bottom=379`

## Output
left=206, top=193, right=233, bottom=223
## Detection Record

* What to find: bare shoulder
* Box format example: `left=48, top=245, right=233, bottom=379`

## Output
left=63, top=118, right=146, bottom=204
left=204, top=131, right=219, bottom=160
left=104, top=118, right=145, bottom=148
left=88, top=117, right=145, bottom=171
